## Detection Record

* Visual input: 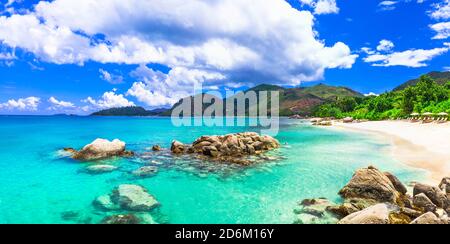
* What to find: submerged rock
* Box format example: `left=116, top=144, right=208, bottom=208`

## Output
left=112, top=184, right=159, bottom=211
left=338, top=204, right=391, bottom=224
left=293, top=198, right=339, bottom=224
left=67, top=139, right=134, bottom=161
left=339, top=166, right=400, bottom=204
left=93, top=195, right=120, bottom=211
left=132, top=166, right=158, bottom=177
left=86, top=165, right=118, bottom=174
left=101, top=214, right=140, bottom=224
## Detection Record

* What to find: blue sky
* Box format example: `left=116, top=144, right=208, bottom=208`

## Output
left=0, top=0, right=449, bottom=115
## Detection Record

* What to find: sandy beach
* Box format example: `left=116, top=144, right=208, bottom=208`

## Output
left=334, top=121, right=450, bottom=183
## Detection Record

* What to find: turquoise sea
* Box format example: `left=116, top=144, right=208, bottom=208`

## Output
left=0, top=116, right=427, bottom=224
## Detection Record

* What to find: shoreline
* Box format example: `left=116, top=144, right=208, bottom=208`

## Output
left=332, top=121, right=450, bottom=184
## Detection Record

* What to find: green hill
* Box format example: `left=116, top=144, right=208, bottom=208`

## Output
left=166, top=84, right=363, bottom=117
left=91, top=106, right=168, bottom=116
left=394, top=71, right=450, bottom=91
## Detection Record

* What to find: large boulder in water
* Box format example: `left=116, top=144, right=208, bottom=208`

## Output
left=338, top=166, right=401, bottom=204
left=172, top=132, right=280, bottom=165
left=338, top=204, right=391, bottom=224
left=111, top=184, right=159, bottom=211
left=68, top=139, right=134, bottom=161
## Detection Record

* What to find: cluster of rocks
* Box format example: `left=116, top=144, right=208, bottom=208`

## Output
left=294, top=166, right=449, bottom=224
left=310, top=118, right=333, bottom=126
left=93, top=184, right=159, bottom=224
left=170, top=132, right=280, bottom=165
left=64, top=138, right=134, bottom=161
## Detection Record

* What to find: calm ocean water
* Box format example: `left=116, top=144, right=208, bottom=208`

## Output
left=0, top=116, right=427, bottom=224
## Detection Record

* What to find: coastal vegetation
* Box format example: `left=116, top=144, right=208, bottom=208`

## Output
left=313, top=74, right=450, bottom=120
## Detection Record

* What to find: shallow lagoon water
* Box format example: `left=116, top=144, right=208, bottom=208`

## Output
left=0, top=116, right=427, bottom=224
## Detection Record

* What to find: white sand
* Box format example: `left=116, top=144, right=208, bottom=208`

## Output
left=334, top=121, right=450, bottom=183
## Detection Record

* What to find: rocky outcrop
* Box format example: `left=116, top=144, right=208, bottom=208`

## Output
left=338, top=166, right=400, bottom=204
left=170, top=133, right=280, bottom=165
left=112, top=184, right=159, bottom=211
left=65, top=139, right=134, bottom=161
left=413, top=183, right=448, bottom=209
left=296, top=166, right=449, bottom=225
left=94, top=184, right=159, bottom=212
left=338, top=204, right=391, bottom=224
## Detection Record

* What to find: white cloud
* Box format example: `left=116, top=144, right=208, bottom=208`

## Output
left=376, top=39, right=395, bottom=52
left=430, top=21, right=450, bottom=39
left=82, top=90, right=135, bottom=110
left=99, top=69, right=124, bottom=84
left=0, top=97, right=40, bottom=111
left=430, top=0, right=450, bottom=20
left=48, top=96, right=75, bottom=110
left=379, top=1, right=398, bottom=11
left=0, top=0, right=356, bottom=88
left=300, top=0, right=340, bottom=15
left=364, top=46, right=449, bottom=67
left=127, top=65, right=226, bottom=107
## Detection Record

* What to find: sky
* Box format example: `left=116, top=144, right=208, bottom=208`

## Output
left=0, top=0, right=449, bottom=115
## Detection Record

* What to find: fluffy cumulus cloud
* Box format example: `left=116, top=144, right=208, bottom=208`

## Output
left=0, top=97, right=40, bottom=111
left=364, top=46, right=449, bottom=67
left=82, top=90, right=135, bottom=110
left=127, top=65, right=226, bottom=107
left=429, top=1, right=450, bottom=39
left=0, top=0, right=357, bottom=107
left=430, top=21, right=450, bottom=39
left=48, top=96, right=75, bottom=110
left=362, top=40, right=449, bottom=67
left=430, top=0, right=450, bottom=20
left=300, top=0, right=340, bottom=15
left=376, top=39, right=395, bottom=52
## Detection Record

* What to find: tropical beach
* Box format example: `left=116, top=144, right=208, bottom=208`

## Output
left=334, top=121, right=450, bottom=183
left=1, top=0, right=450, bottom=228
